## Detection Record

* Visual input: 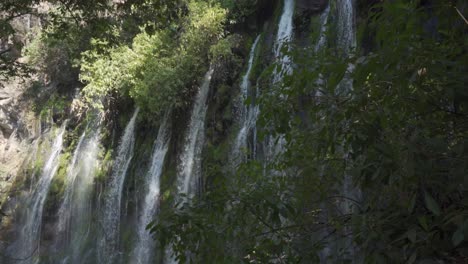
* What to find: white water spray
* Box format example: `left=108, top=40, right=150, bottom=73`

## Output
left=57, top=127, right=100, bottom=264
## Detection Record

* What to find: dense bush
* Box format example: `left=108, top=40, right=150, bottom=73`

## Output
left=80, top=1, right=227, bottom=117
left=151, top=0, right=468, bottom=263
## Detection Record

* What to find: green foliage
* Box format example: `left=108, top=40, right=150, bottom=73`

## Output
left=209, top=35, right=236, bottom=65
left=219, top=0, right=258, bottom=23
left=283, top=0, right=468, bottom=261
left=0, top=0, right=111, bottom=83
left=153, top=160, right=303, bottom=263
left=95, top=149, right=113, bottom=183
left=152, top=0, right=468, bottom=262
left=80, top=0, right=227, bottom=117
left=32, top=93, right=69, bottom=121
left=114, top=0, right=187, bottom=40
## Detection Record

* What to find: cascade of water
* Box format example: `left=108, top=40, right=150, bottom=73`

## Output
left=132, top=113, right=171, bottom=264
left=315, top=5, right=330, bottom=53
left=165, top=68, right=214, bottom=264
left=335, top=1, right=359, bottom=262
left=314, top=5, right=331, bottom=99
left=265, top=0, right=295, bottom=166
left=336, top=0, right=357, bottom=208
left=337, top=0, right=356, bottom=54
left=336, top=0, right=356, bottom=96
left=177, top=68, right=214, bottom=198
left=231, top=35, right=261, bottom=167
left=56, top=131, right=86, bottom=246
left=99, top=109, right=139, bottom=264
left=10, top=122, right=67, bottom=263
left=273, top=0, right=295, bottom=83
left=56, top=127, right=100, bottom=264
left=252, top=82, right=261, bottom=161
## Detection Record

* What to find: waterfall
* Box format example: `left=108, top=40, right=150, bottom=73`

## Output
left=231, top=35, right=261, bottom=167
left=336, top=0, right=357, bottom=207
left=132, top=113, right=171, bottom=264
left=55, top=131, right=86, bottom=246
left=336, top=0, right=356, bottom=96
left=265, top=0, right=295, bottom=165
left=337, top=0, right=356, bottom=54
left=56, top=126, right=100, bottom=263
left=99, top=109, right=139, bottom=264
left=273, top=0, right=295, bottom=83
left=335, top=1, right=359, bottom=262
left=177, top=68, right=214, bottom=198
left=315, top=5, right=330, bottom=53
left=9, top=122, right=67, bottom=263
left=314, top=4, right=330, bottom=99
left=165, top=68, right=214, bottom=263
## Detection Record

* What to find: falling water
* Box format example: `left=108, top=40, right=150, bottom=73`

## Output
left=336, top=0, right=358, bottom=209
left=132, top=113, right=171, bottom=264
left=265, top=0, right=295, bottom=165
left=164, top=68, right=213, bottom=264
left=337, top=0, right=356, bottom=54
left=252, top=83, right=261, bottom=160
left=177, top=68, right=214, bottom=198
left=56, top=131, right=86, bottom=245
left=10, top=122, right=67, bottom=263
left=273, top=0, right=295, bottom=83
left=231, top=35, right=261, bottom=167
left=314, top=4, right=330, bottom=99
left=336, top=1, right=359, bottom=262
left=56, top=127, right=100, bottom=263
left=99, top=109, right=139, bottom=264
left=315, top=5, right=330, bottom=53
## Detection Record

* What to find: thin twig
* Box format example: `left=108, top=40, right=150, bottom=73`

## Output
left=455, top=7, right=468, bottom=25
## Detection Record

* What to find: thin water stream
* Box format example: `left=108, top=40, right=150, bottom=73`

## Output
left=99, top=109, right=139, bottom=264
left=231, top=35, right=261, bottom=167
left=9, top=122, right=67, bottom=263
left=132, top=113, right=171, bottom=264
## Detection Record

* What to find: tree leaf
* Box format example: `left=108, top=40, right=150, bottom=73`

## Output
left=408, top=251, right=417, bottom=264
left=424, top=192, right=441, bottom=216
left=452, top=228, right=464, bottom=247
left=418, top=216, right=429, bottom=231
left=408, top=194, right=416, bottom=214
left=407, top=228, right=417, bottom=243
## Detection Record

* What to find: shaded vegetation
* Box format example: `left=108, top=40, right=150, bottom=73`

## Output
left=1, top=0, right=467, bottom=263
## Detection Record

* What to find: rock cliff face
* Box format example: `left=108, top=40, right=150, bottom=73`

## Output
left=0, top=10, right=50, bottom=200
left=0, top=79, right=38, bottom=198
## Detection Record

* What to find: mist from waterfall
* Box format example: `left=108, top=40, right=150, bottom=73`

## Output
left=55, top=125, right=101, bottom=263
left=55, top=131, right=85, bottom=253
